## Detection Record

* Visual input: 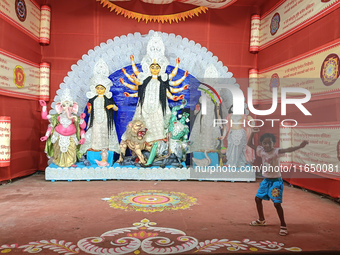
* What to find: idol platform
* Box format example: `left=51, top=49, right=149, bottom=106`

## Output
left=45, top=151, right=256, bottom=182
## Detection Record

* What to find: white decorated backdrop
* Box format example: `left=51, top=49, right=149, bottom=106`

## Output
left=50, top=30, right=239, bottom=117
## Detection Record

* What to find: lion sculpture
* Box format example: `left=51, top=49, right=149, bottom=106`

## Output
left=117, top=119, right=152, bottom=165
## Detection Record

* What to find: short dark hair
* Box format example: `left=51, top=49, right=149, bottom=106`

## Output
left=260, top=133, right=276, bottom=143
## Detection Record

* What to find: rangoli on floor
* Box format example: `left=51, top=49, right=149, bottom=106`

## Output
left=0, top=219, right=302, bottom=254
left=102, top=190, right=197, bottom=213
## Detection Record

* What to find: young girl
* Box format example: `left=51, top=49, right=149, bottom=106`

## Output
left=247, top=128, right=308, bottom=236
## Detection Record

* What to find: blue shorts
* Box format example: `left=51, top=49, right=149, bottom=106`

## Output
left=256, top=178, right=283, bottom=203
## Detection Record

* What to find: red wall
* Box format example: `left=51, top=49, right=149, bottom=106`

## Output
left=253, top=2, right=340, bottom=137
left=0, top=14, right=43, bottom=181
left=258, top=8, right=340, bottom=70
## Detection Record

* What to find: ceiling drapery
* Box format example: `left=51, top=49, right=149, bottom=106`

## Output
left=97, top=0, right=238, bottom=23
left=108, top=0, right=238, bottom=9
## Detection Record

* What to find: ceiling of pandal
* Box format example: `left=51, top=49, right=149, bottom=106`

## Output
left=107, top=0, right=279, bottom=9
left=100, top=0, right=281, bottom=23
left=107, top=0, right=235, bottom=9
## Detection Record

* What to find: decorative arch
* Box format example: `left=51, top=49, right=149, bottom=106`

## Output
left=51, top=30, right=239, bottom=135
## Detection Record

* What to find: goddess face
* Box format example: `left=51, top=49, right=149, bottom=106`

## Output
left=96, top=85, right=106, bottom=95
left=150, top=63, right=161, bottom=76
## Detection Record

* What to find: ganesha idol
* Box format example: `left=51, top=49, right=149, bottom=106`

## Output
left=40, top=88, right=86, bottom=168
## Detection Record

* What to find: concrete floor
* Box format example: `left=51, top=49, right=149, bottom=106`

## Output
left=0, top=173, right=339, bottom=254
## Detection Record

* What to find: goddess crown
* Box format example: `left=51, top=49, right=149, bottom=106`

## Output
left=140, top=32, right=169, bottom=81
left=87, top=58, right=112, bottom=99
left=60, top=88, right=73, bottom=104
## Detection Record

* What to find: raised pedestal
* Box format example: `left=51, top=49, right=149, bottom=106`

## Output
left=45, top=164, right=255, bottom=182
left=45, top=162, right=190, bottom=181
left=45, top=151, right=256, bottom=182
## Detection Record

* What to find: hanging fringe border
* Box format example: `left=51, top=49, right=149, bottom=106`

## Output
left=96, top=0, right=208, bottom=24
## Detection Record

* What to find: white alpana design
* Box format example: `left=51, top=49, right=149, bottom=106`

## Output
left=0, top=219, right=302, bottom=254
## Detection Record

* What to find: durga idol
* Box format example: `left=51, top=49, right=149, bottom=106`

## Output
left=120, top=32, right=189, bottom=142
